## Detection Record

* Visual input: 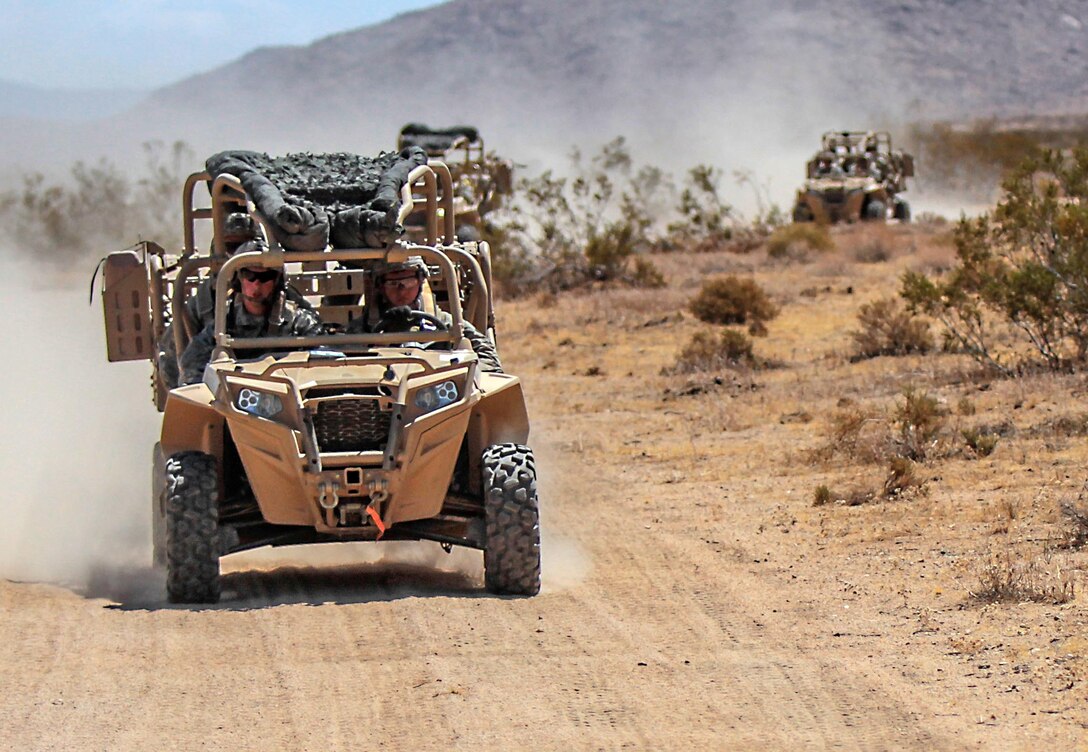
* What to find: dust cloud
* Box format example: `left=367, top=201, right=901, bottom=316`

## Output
left=0, top=256, right=159, bottom=592
left=0, top=255, right=584, bottom=601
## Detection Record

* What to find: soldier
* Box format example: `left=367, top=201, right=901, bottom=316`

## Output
left=178, top=263, right=324, bottom=385
left=157, top=212, right=258, bottom=388
left=350, top=257, right=504, bottom=373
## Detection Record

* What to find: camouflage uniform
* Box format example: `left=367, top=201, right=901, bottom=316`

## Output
left=159, top=274, right=317, bottom=387
left=350, top=308, right=503, bottom=374
left=347, top=257, right=504, bottom=374
left=179, top=291, right=323, bottom=385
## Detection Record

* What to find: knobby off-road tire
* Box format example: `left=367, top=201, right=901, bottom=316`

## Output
left=165, top=452, right=221, bottom=603
left=483, top=444, right=541, bottom=596
left=151, top=443, right=167, bottom=568
left=864, top=199, right=887, bottom=221
left=894, top=199, right=911, bottom=222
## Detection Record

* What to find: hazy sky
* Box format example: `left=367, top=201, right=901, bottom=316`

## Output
left=0, top=0, right=446, bottom=90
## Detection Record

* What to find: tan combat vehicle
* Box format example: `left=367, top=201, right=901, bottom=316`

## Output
left=100, top=158, right=540, bottom=603
left=792, top=130, right=914, bottom=224
left=397, top=124, right=512, bottom=241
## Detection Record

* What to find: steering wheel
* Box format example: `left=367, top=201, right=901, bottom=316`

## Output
left=372, top=308, right=449, bottom=334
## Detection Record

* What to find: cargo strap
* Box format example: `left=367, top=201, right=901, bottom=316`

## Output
left=366, top=506, right=387, bottom=539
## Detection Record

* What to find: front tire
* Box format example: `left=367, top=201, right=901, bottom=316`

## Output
left=152, top=443, right=167, bottom=568
left=483, top=444, right=541, bottom=596
left=864, top=199, right=887, bottom=221
left=165, top=452, right=221, bottom=603
left=893, top=199, right=911, bottom=222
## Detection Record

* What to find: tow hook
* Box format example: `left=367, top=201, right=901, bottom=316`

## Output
left=318, top=480, right=341, bottom=510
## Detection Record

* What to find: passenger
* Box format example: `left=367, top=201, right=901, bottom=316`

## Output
left=157, top=212, right=257, bottom=388
left=178, top=261, right=324, bottom=385
left=349, top=257, right=504, bottom=373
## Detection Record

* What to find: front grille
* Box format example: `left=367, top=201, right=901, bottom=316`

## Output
left=823, top=189, right=846, bottom=204
left=312, top=398, right=390, bottom=452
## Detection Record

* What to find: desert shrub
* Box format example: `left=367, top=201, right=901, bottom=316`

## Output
left=812, top=485, right=833, bottom=506
left=883, top=457, right=924, bottom=497
left=663, top=166, right=783, bottom=254
left=0, top=140, right=191, bottom=271
left=893, top=387, right=947, bottom=461
left=673, top=329, right=754, bottom=373
left=811, top=485, right=875, bottom=506
left=961, top=427, right=1000, bottom=457
left=766, top=223, right=833, bottom=259
left=630, top=256, right=666, bottom=288
left=688, top=275, right=778, bottom=331
left=807, top=404, right=887, bottom=464
left=846, top=227, right=896, bottom=263
left=487, top=137, right=674, bottom=293
left=851, top=297, right=934, bottom=359
left=902, top=147, right=1088, bottom=373
left=1059, top=496, right=1088, bottom=549
left=973, top=549, right=1075, bottom=604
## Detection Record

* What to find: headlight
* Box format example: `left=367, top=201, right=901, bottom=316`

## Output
left=236, top=387, right=283, bottom=418
left=413, top=380, right=458, bottom=412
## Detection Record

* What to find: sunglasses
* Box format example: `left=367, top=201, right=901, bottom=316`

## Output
left=381, top=276, right=420, bottom=290
left=239, top=268, right=279, bottom=283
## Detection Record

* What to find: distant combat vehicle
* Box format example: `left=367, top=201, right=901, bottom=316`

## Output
left=397, top=124, right=512, bottom=241
left=792, top=131, right=914, bottom=224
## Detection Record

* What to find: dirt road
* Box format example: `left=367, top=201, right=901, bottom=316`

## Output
left=2, top=242, right=1085, bottom=750
left=0, top=453, right=995, bottom=751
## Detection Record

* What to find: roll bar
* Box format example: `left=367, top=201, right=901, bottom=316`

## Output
left=211, top=247, right=466, bottom=356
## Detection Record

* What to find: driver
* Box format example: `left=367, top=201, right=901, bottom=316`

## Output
left=178, top=259, right=324, bottom=385
left=350, top=257, right=503, bottom=373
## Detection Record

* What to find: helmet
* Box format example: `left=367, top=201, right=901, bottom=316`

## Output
left=222, top=212, right=257, bottom=242
left=373, top=255, right=428, bottom=282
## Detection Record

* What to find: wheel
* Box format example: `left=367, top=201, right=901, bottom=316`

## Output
left=165, top=452, right=221, bottom=603
left=792, top=203, right=814, bottom=223
left=151, top=443, right=167, bottom=568
left=864, top=199, right=887, bottom=221
left=482, top=444, right=541, bottom=595
left=894, top=199, right=911, bottom=222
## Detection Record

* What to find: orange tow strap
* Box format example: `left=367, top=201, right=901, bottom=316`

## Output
left=366, top=506, right=387, bottom=539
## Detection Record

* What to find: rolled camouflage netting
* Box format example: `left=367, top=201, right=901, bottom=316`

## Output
left=398, top=124, right=480, bottom=155
left=205, top=147, right=429, bottom=252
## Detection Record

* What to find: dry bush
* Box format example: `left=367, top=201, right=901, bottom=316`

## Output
left=671, top=329, right=754, bottom=373
left=766, top=223, right=833, bottom=260
left=811, top=388, right=950, bottom=466
left=630, top=256, right=666, bottom=288
left=840, top=225, right=898, bottom=264
left=851, top=297, right=934, bottom=360
left=0, top=140, right=191, bottom=272
left=812, top=484, right=875, bottom=507
left=808, top=404, right=888, bottom=464
left=883, top=457, right=925, bottom=497
left=893, top=387, right=948, bottom=461
left=961, top=427, right=1000, bottom=457
left=1036, top=413, right=1088, bottom=437
left=688, top=275, right=778, bottom=331
left=973, top=549, right=1075, bottom=604
left=1059, top=498, right=1088, bottom=549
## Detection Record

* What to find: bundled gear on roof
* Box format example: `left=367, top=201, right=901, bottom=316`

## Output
left=397, top=123, right=480, bottom=155
left=205, top=147, right=429, bottom=252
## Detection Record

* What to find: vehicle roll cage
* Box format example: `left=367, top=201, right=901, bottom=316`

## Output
left=174, top=161, right=489, bottom=364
